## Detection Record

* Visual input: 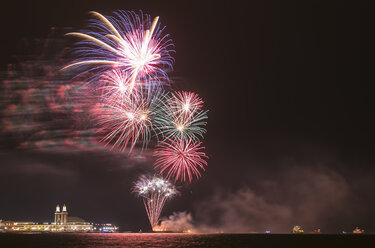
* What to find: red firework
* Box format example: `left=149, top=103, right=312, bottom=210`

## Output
left=153, top=138, right=208, bottom=182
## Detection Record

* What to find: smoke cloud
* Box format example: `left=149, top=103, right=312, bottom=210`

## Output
left=161, top=166, right=360, bottom=233
left=158, top=212, right=196, bottom=233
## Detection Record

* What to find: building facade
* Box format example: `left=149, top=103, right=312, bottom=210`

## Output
left=1, top=204, right=95, bottom=232
left=54, top=204, right=68, bottom=225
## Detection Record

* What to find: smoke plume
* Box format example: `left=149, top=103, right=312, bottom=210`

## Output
left=161, top=166, right=361, bottom=233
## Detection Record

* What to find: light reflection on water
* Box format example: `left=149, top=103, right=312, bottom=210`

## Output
left=69, top=233, right=206, bottom=248
left=1, top=233, right=223, bottom=248
left=1, top=233, right=374, bottom=248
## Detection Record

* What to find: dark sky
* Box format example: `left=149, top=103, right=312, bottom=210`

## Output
left=0, top=0, right=373, bottom=233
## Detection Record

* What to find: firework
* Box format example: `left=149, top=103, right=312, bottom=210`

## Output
left=93, top=89, right=162, bottom=152
left=168, top=91, right=204, bottom=119
left=154, top=92, right=208, bottom=142
left=96, top=69, right=136, bottom=103
left=63, top=10, right=210, bottom=188
left=63, top=10, right=174, bottom=96
left=153, top=138, right=208, bottom=182
left=133, top=175, right=178, bottom=230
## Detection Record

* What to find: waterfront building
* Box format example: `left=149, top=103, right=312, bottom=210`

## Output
left=54, top=204, right=68, bottom=225
left=0, top=204, right=117, bottom=233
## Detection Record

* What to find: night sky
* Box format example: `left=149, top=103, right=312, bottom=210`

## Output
left=0, top=0, right=372, bottom=233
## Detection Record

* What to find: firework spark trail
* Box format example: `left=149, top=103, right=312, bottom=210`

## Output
left=153, top=138, right=208, bottom=183
left=93, top=89, right=163, bottom=152
left=97, top=69, right=142, bottom=104
left=133, top=175, right=178, bottom=229
left=62, top=10, right=174, bottom=97
left=154, top=92, right=208, bottom=142
left=168, top=91, right=204, bottom=120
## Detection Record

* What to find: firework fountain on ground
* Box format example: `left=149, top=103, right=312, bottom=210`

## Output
left=133, top=175, right=178, bottom=229
left=64, top=10, right=208, bottom=230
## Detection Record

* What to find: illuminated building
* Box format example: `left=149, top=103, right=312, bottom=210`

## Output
left=51, top=204, right=92, bottom=232
left=0, top=204, right=117, bottom=233
left=54, top=204, right=68, bottom=225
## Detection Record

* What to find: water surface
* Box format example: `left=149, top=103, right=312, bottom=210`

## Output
left=0, top=233, right=374, bottom=247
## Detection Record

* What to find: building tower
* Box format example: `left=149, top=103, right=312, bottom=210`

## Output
left=61, top=204, right=68, bottom=225
left=54, top=204, right=62, bottom=224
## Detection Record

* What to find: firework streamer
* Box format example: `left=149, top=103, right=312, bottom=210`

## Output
left=133, top=175, right=178, bottom=230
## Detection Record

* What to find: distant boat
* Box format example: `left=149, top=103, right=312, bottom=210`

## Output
left=353, top=227, right=364, bottom=234
left=292, top=226, right=304, bottom=234
left=313, top=229, right=321, bottom=234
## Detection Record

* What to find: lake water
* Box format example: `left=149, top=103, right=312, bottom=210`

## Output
left=0, top=233, right=374, bottom=247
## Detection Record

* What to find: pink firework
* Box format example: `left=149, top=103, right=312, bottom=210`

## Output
left=153, top=138, right=208, bottom=182
left=93, top=94, right=156, bottom=152
left=168, top=91, right=204, bottom=119
left=97, top=69, right=140, bottom=104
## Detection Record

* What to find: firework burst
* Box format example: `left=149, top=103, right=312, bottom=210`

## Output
left=153, top=138, right=208, bottom=182
left=133, top=175, right=178, bottom=230
left=168, top=91, right=204, bottom=119
left=154, top=92, right=208, bottom=142
left=96, top=69, right=137, bottom=104
left=64, top=10, right=210, bottom=190
left=93, top=89, right=162, bottom=152
left=63, top=10, right=174, bottom=96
